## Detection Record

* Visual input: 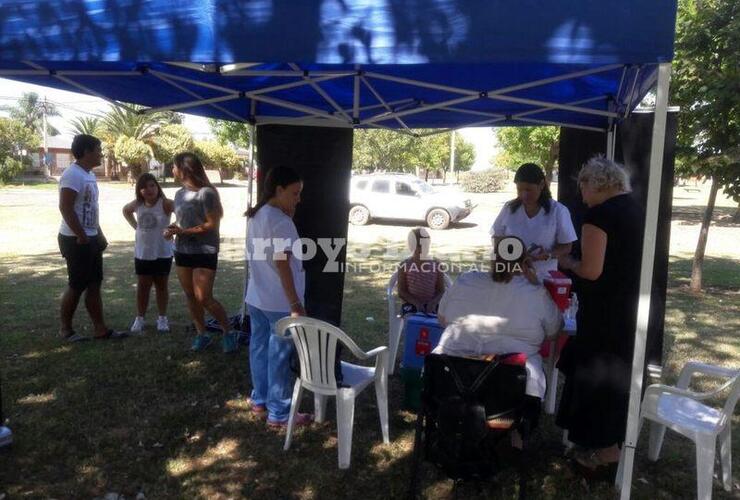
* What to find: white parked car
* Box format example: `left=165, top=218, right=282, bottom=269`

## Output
left=348, top=173, right=473, bottom=230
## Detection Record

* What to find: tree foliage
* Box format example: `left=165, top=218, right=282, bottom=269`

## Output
left=114, top=136, right=151, bottom=177
left=208, top=119, right=253, bottom=149
left=494, top=126, right=560, bottom=179
left=152, top=124, right=194, bottom=165
left=672, top=0, right=739, bottom=199
left=0, top=117, right=39, bottom=183
left=69, top=116, right=102, bottom=136
left=0, top=92, right=60, bottom=136
left=352, top=129, right=475, bottom=174
left=195, top=140, right=242, bottom=172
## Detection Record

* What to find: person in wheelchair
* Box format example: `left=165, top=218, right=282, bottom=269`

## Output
left=433, top=239, right=563, bottom=436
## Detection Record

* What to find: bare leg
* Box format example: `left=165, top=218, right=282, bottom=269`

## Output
left=84, top=282, right=108, bottom=337
left=192, top=268, right=230, bottom=333
left=176, top=266, right=205, bottom=333
left=59, top=286, right=83, bottom=335
left=136, top=275, right=154, bottom=317
left=153, top=275, right=169, bottom=316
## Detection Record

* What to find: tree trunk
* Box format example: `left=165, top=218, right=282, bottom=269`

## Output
left=689, top=176, right=720, bottom=292
left=733, top=202, right=740, bottom=224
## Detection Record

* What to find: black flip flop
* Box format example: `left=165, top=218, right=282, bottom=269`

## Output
left=94, top=329, right=129, bottom=340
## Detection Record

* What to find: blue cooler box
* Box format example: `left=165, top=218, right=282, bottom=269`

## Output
left=401, top=313, right=444, bottom=370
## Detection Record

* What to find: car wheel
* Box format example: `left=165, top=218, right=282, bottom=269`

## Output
left=348, top=205, right=371, bottom=225
left=426, top=208, right=451, bottom=230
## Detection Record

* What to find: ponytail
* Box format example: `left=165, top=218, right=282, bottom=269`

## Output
left=245, top=166, right=302, bottom=218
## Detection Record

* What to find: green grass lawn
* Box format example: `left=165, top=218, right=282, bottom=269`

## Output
left=0, top=182, right=740, bottom=500
left=0, top=234, right=738, bottom=498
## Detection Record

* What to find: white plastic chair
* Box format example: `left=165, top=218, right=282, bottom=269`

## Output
left=386, top=269, right=452, bottom=375
left=275, top=316, right=390, bottom=469
left=638, top=361, right=739, bottom=500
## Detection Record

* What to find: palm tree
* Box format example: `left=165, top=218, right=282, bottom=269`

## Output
left=0, top=92, right=60, bottom=136
left=100, top=104, right=182, bottom=179
left=69, top=116, right=102, bottom=136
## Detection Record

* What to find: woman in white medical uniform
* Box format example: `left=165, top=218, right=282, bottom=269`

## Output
left=491, top=163, right=577, bottom=279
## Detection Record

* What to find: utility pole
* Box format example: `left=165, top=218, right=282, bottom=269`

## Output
left=448, top=130, right=456, bottom=180
left=41, top=96, right=49, bottom=176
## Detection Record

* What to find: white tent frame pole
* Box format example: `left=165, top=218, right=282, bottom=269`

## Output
left=360, top=76, right=412, bottom=131
left=352, top=65, right=361, bottom=122
left=241, top=122, right=257, bottom=321
left=616, top=62, right=672, bottom=499
left=361, top=64, right=622, bottom=124
left=143, top=94, right=241, bottom=114
left=150, top=71, right=245, bottom=121
left=625, top=66, right=642, bottom=118
left=518, top=116, right=605, bottom=132
left=223, top=70, right=354, bottom=77
left=21, top=61, right=139, bottom=113
left=288, top=63, right=352, bottom=122
left=606, top=121, right=615, bottom=160
left=486, top=94, right=618, bottom=118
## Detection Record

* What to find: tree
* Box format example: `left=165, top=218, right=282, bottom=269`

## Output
left=493, top=126, right=560, bottom=181
left=0, top=92, right=60, bottom=136
left=672, top=0, right=740, bottom=292
left=114, top=136, right=151, bottom=178
left=69, top=116, right=102, bottom=136
left=208, top=119, right=253, bottom=149
left=100, top=104, right=182, bottom=178
left=151, top=124, right=194, bottom=166
left=0, top=118, right=40, bottom=183
left=352, top=129, right=476, bottom=176
left=195, top=140, right=241, bottom=176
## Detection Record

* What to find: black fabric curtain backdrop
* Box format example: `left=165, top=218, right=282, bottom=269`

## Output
left=254, top=125, right=353, bottom=326
left=557, top=110, right=677, bottom=368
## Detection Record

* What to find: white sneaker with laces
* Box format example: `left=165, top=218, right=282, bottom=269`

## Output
left=156, top=316, right=170, bottom=333
left=130, top=316, right=145, bottom=334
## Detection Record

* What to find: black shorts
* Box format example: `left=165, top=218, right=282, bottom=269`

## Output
left=135, top=257, right=173, bottom=276
left=174, top=252, right=218, bottom=270
left=58, top=233, right=104, bottom=291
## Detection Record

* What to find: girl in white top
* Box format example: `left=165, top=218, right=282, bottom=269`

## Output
left=244, top=165, right=311, bottom=427
left=491, top=163, right=577, bottom=279
left=123, top=173, right=175, bottom=333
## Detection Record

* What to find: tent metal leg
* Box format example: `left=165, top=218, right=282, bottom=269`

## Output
left=617, top=62, right=672, bottom=499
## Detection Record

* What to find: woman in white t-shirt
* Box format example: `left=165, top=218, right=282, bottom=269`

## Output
left=491, top=163, right=577, bottom=279
left=122, top=173, right=174, bottom=334
left=244, top=165, right=312, bottom=428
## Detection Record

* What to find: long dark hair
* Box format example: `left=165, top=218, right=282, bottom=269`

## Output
left=134, top=172, right=165, bottom=204
left=245, top=166, right=302, bottom=218
left=173, top=152, right=224, bottom=218
left=508, top=163, right=553, bottom=214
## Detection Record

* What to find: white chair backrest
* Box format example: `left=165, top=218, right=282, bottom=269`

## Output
left=720, top=371, right=740, bottom=427
left=275, top=316, right=368, bottom=392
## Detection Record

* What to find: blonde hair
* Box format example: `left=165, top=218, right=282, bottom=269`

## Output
left=578, top=156, right=632, bottom=193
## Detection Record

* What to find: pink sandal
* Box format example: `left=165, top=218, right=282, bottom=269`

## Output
left=247, top=399, right=267, bottom=418
left=267, top=412, right=314, bottom=428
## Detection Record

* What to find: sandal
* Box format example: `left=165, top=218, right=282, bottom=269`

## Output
left=247, top=399, right=267, bottom=418
left=571, top=449, right=619, bottom=482
left=267, top=412, right=314, bottom=429
left=62, top=330, right=90, bottom=343
left=94, top=329, right=129, bottom=340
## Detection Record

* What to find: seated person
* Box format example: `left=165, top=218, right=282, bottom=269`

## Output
left=398, top=227, right=446, bottom=315
left=433, top=240, right=562, bottom=406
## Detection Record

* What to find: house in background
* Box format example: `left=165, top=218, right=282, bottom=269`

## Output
left=28, top=134, right=104, bottom=176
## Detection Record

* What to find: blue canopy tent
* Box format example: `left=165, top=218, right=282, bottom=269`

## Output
left=0, top=1, right=678, bottom=497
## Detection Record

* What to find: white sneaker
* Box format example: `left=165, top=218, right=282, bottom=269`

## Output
left=156, top=316, right=170, bottom=333
left=130, top=316, right=145, bottom=334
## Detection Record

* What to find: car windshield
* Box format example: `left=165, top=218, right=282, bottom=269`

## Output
left=410, top=180, right=434, bottom=194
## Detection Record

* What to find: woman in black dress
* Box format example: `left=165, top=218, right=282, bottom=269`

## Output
left=556, top=157, right=644, bottom=474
